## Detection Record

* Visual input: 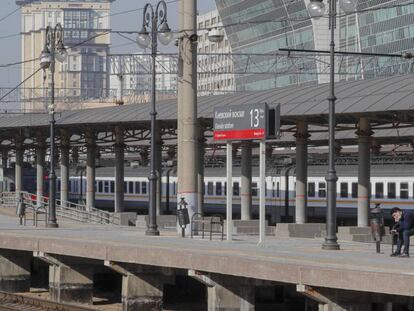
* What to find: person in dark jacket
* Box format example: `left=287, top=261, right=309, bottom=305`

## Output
left=390, top=207, right=414, bottom=257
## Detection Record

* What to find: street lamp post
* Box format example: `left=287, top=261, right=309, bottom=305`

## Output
left=39, top=23, right=67, bottom=228
left=307, top=0, right=355, bottom=250
left=137, top=1, right=173, bottom=236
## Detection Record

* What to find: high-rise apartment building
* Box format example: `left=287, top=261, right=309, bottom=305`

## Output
left=215, top=0, right=414, bottom=91
left=197, top=9, right=235, bottom=96
left=16, top=0, right=113, bottom=111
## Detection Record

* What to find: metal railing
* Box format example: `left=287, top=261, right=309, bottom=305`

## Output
left=1, top=191, right=120, bottom=225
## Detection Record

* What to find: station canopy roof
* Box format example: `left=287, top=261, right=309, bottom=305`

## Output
left=1, top=73, right=414, bottom=146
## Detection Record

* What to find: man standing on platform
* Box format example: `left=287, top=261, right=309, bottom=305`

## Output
left=390, top=207, right=414, bottom=257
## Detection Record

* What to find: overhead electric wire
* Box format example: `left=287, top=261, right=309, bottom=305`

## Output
left=0, top=7, right=19, bottom=24
left=0, top=67, right=42, bottom=103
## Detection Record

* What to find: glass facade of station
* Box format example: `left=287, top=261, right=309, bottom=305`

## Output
left=216, top=0, right=414, bottom=90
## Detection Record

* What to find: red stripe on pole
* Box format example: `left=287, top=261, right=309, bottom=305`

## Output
left=213, top=128, right=265, bottom=141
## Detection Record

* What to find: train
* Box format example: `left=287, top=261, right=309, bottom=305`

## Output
left=3, top=164, right=413, bottom=225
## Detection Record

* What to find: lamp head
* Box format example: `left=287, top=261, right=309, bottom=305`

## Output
left=137, top=26, right=151, bottom=49
left=158, top=21, right=173, bottom=45
left=39, top=46, right=51, bottom=69
left=55, top=41, right=67, bottom=63
left=307, top=0, right=325, bottom=18
left=339, top=0, right=357, bottom=14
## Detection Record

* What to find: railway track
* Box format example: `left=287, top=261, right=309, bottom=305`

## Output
left=0, top=291, right=96, bottom=311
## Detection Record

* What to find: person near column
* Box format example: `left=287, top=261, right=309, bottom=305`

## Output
left=390, top=207, right=414, bottom=257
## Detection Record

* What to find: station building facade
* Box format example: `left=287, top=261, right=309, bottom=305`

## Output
left=215, top=0, right=414, bottom=91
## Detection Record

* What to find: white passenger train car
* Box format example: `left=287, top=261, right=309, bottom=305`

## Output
left=62, top=165, right=414, bottom=224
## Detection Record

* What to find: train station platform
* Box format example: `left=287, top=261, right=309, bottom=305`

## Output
left=0, top=212, right=412, bottom=303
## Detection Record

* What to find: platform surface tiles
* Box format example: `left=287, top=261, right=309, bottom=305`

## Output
left=0, top=214, right=412, bottom=297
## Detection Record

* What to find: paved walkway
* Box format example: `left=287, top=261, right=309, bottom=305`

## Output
left=0, top=213, right=412, bottom=297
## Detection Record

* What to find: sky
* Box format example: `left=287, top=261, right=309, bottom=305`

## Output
left=0, top=0, right=217, bottom=88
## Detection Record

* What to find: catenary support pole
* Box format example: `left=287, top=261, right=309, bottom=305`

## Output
left=177, top=0, right=198, bottom=235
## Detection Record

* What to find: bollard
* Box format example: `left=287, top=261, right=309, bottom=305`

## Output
left=177, top=198, right=190, bottom=237
left=370, top=205, right=385, bottom=253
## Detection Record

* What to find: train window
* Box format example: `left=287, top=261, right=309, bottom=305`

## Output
left=135, top=182, right=141, bottom=194
left=252, top=183, right=258, bottom=197
left=265, top=182, right=268, bottom=196
left=104, top=181, right=109, bottom=193
left=233, top=182, right=240, bottom=196
left=375, top=183, right=384, bottom=198
left=98, top=181, right=103, bottom=193
left=272, top=181, right=276, bottom=198
left=340, top=183, right=348, bottom=198
left=351, top=183, right=357, bottom=198
left=216, top=182, right=222, bottom=196
left=110, top=181, right=114, bottom=193
left=142, top=182, right=147, bottom=194
left=387, top=183, right=396, bottom=199
left=224, top=182, right=227, bottom=195
left=173, top=182, right=176, bottom=195
left=308, top=182, right=315, bottom=197
left=318, top=182, right=326, bottom=198
left=124, top=182, right=127, bottom=193
left=207, top=182, right=213, bottom=195
left=400, top=183, right=408, bottom=199
left=276, top=182, right=280, bottom=198
left=128, top=181, right=134, bottom=194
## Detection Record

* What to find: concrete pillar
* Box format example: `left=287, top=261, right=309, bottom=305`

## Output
left=356, top=118, right=372, bottom=227
left=114, top=126, right=125, bottom=213
left=1, top=149, right=7, bottom=194
left=60, top=130, right=70, bottom=206
left=197, top=125, right=205, bottom=214
left=177, top=0, right=198, bottom=231
left=2, top=149, right=7, bottom=169
left=295, top=121, right=309, bottom=224
left=241, top=142, right=252, bottom=220
left=208, top=280, right=255, bottom=311
left=140, top=147, right=149, bottom=167
left=0, top=250, right=31, bottom=292
left=36, top=133, right=46, bottom=207
left=155, top=122, right=162, bottom=216
left=49, top=260, right=93, bottom=305
left=15, top=135, right=24, bottom=195
left=85, top=130, right=96, bottom=211
left=122, top=272, right=164, bottom=311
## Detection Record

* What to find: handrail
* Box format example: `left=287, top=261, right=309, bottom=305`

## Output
left=1, top=191, right=121, bottom=225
